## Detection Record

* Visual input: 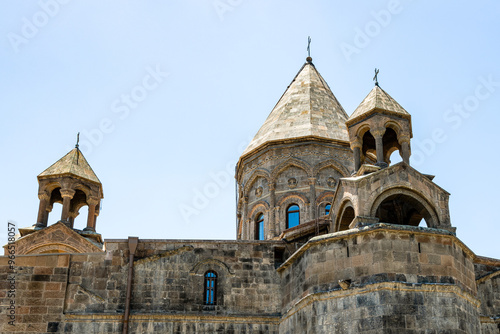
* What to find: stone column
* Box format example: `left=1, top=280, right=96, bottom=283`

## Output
left=309, top=177, right=317, bottom=221
left=68, top=212, right=79, bottom=229
left=399, top=135, right=411, bottom=165
left=241, top=196, right=248, bottom=239
left=36, top=192, right=50, bottom=228
left=371, top=128, right=387, bottom=168
left=350, top=139, right=362, bottom=172
left=60, top=189, right=75, bottom=223
left=269, top=182, right=276, bottom=238
left=85, top=197, right=99, bottom=232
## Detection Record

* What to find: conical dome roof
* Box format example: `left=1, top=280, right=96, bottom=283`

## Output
left=38, top=148, right=101, bottom=184
left=347, top=85, right=410, bottom=125
left=242, top=60, right=349, bottom=157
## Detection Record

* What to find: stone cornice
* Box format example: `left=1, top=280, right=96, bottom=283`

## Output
left=277, top=223, right=473, bottom=273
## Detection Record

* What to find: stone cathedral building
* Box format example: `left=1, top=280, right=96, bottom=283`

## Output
left=2, top=57, right=499, bottom=333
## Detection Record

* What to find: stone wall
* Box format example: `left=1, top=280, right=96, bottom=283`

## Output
left=1, top=239, right=282, bottom=333
left=278, top=224, right=480, bottom=332
left=279, top=284, right=480, bottom=333
left=1, top=228, right=497, bottom=333
left=475, top=256, right=500, bottom=333
left=0, top=254, right=69, bottom=333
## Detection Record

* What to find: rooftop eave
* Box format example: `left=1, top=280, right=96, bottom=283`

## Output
left=346, top=107, right=412, bottom=128
left=236, top=135, right=350, bottom=178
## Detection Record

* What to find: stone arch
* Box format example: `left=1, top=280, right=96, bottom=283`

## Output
left=313, top=159, right=350, bottom=178
left=271, top=158, right=312, bottom=182
left=25, top=243, right=82, bottom=255
left=248, top=201, right=270, bottom=220
left=384, top=121, right=403, bottom=138
left=244, top=169, right=271, bottom=194
left=370, top=187, right=440, bottom=228
left=277, top=192, right=309, bottom=207
left=190, top=258, right=235, bottom=277
left=355, top=124, right=372, bottom=139
left=316, top=191, right=334, bottom=217
left=335, top=200, right=356, bottom=232
left=277, top=193, right=309, bottom=231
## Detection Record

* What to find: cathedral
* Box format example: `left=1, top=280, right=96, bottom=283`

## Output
left=2, top=56, right=499, bottom=333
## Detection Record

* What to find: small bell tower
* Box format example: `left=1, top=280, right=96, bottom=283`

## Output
left=345, top=70, right=412, bottom=172
left=35, top=135, right=103, bottom=232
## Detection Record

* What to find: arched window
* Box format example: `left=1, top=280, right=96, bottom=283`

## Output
left=255, top=213, right=264, bottom=240
left=286, top=204, right=300, bottom=229
left=204, top=271, right=217, bottom=305
left=325, top=204, right=331, bottom=216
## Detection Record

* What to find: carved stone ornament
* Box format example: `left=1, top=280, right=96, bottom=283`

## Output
left=288, top=178, right=297, bottom=189
left=327, top=177, right=336, bottom=188
left=255, top=186, right=263, bottom=198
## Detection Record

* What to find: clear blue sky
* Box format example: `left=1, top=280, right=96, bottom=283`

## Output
left=1, top=1, right=499, bottom=258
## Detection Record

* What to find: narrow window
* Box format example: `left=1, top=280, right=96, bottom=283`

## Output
left=286, top=204, right=300, bottom=229
left=204, top=271, right=217, bottom=305
left=255, top=213, right=264, bottom=240
left=325, top=204, right=331, bottom=216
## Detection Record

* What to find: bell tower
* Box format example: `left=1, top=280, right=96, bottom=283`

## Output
left=345, top=77, right=412, bottom=172
left=35, top=139, right=103, bottom=232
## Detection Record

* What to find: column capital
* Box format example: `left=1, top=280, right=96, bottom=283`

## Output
left=398, top=135, right=411, bottom=145
left=87, top=196, right=100, bottom=206
left=38, top=192, right=50, bottom=201
left=370, top=127, right=386, bottom=138
left=350, top=138, right=362, bottom=150
left=308, top=177, right=317, bottom=186
left=60, top=189, right=75, bottom=199
left=269, top=182, right=276, bottom=191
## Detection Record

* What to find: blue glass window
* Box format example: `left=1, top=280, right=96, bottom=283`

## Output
left=325, top=204, right=331, bottom=216
left=286, top=204, right=300, bottom=229
left=204, top=271, right=217, bottom=305
left=255, top=213, right=264, bottom=240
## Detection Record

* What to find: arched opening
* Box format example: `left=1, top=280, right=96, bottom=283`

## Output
left=204, top=271, right=217, bottom=305
left=286, top=204, right=300, bottom=229
left=49, top=203, right=63, bottom=225
left=338, top=206, right=355, bottom=231
left=255, top=213, right=264, bottom=240
left=389, top=150, right=403, bottom=164
left=46, top=187, right=63, bottom=224
left=70, top=190, right=89, bottom=230
left=375, top=193, right=433, bottom=227
left=362, top=131, right=376, bottom=164
left=382, top=127, right=401, bottom=165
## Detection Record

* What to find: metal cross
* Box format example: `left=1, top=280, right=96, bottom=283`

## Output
left=75, top=132, right=80, bottom=165
left=307, top=36, right=311, bottom=58
left=373, top=68, right=380, bottom=86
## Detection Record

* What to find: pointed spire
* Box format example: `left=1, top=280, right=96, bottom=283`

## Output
left=242, top=61, right=349, bottom=157
left=38, top=148, right=101, bottom=184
